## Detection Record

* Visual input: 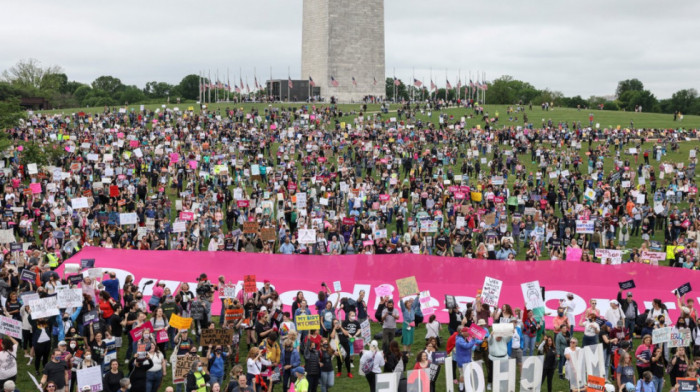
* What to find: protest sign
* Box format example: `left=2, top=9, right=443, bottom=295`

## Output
left=669, top=329, right=692, bottom=348
left=71, top=197, right=89, bottom=209
left=83, top=310, right=99, bottom=326
left=261, top=227, right=277, bottom=241
left=129, top=321, right=154, bottom=341
left=594, top=249, right=622, bottom=264
left=243, top=222, right=259, bottom=234
left=575, top=220, right=595, bottom=234
left=296, top=314, right=320, bottom=331
left=374, top=284, right=393, bottom=298
left=566, top=247, right=583, bottom=262
left=68, top=274, right=84, bottom=285
left=480, top=276, right=503, bottom=307
left=0, top=316, right=22, bottom=339
left=175, top=355, right=208, bottom=379
left=652, top=327, right=671, bottom=344
left=119, top=212, right=138, bottom=225
left=396, top=276, right=419, bottom=297
left=225, top=308, right=244, bottom=322
left=586, top=375, right=606, bottom=392
left=675, top=282, right=692, bottom=297
left=77, top=365, right=103, bottom=392
left=201, top=329, right=234, bottom=346
left=298, top=229, right=316, bottom=244
left=20, top=269, right=37, bottom=283
left=81, top=258, right=95, bottom=269
left=0, top=229, right=16, bottom=244
left=618, top=280, right=636, bottom=290
left=172, top=221, right=187, bottom=233
left=57, top=287, right=84, bottom=308
left=445, top=295, right=456, bottom=309
left=29, top=296, right=59, bottom=318
left=244, top=275, right=257, bottom=293
left=361, top=319, right=371, bottom=341
left=521, top=281, right=544, bottom=309
left=677, top=378, right=698, bottom=392
left=469, top=325, right=487, bottom=340
left=640, top=251, right=665, bottom=263
left=169, top=314, right=193, bottom=330
left=333, top=281, right=342, bottom=292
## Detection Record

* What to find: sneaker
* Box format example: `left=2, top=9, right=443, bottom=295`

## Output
left=336, top=372, right=341, bottom=378
left=350, top=363, right=354, bottom=368
left=348, top=373, right=353, bottom=379
left=124, top=359, right=129, bottom=364
left=27, top=358, right=33, bottom=365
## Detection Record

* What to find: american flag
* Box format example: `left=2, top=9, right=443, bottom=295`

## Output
left=254, top=76, right=260, bottom=90
left=469, top=79, right=475, bottom=88
left=309, top=76, right=315, bottom=87
left=240, top=77, right=244, bottom=91
left=482, top=82, right=488, bottom=91
left=224, top=83, right=230, bottom=91
left=457, top=80, right=462, bottom=89
left=413, top=78, right=422, bottom=87
left=217, top=81, right=223, bottom=89
left=352, top=76, right=357, bottom=87
left=234, top=85, right=241, bottom=93
left=446, top=79, right=452, bottom=90
left=330, top=76, right=339, bottom=87
left=288, top=77, right=293, bottom=89
left=373, top=77, right=377, bottom=86
left=246, top=84, right=250, bottom=93
left=430, top=80, right=436, bottom=91
left=394, top=77, right=400, bottom=86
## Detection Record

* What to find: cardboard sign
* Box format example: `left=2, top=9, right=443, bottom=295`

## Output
left=298, top=229, right=316, bottom=244
left=0, top=315, right=22, bottom=339
left=396, top=276, right=419, bottom=297
left=225, top=308, right=244, bottom=322
left=360, top=319, right=371, bottom=341
left=575, top=220, right=595, bottom=234
left=295, top=314, right=320, bottom=331
left=169, top=314, right=193, bottom=330
left=175, top=355, right=208, bottom=379
left=243, top=221, right=259, bottom=234
left=201, top=328, right=234, bottom=346
left=618, top=280, right=635, bottom=290
left=244, top=275, right=257, bottom=293
left=445, top=295, right=456, bottom=309
left=669, top=329, right=692, bottom=348
left=640, top=251, right=665, bottom=263
left=261, top=227, right=277, bottom=241
left=595, top=249, right=622, bottom=264
left=119, top=212, right=138, bottom=225
left=480, top=276, right=503, bottom=307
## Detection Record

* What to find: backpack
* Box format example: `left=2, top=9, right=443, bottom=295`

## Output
left=446, top=332, right=459, bottom=354
left=361, top=352, right=377, bottom=374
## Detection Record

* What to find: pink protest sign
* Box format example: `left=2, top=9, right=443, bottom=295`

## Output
left=129, top=321, right=153, bottom=341
left=379, top=194, right=390, bottom=202
left=188, top=160, right=197, bottom=169
left=374, top=284, right=394, bottom=298
left=566, top=247, right=583, bottom=262
left=60, top=249, right=700, bottom=325
left=129, top=140, right=139, bottom=148
left=179, top=211, right=194, bottom=221
left=469, top=325, right=487, bottom=340
left=29, top=183, right=42, bottom=194
left=170, top=153, right=179, bottom=164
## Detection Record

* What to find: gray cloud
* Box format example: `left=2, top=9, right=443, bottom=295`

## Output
left=1, top=0, right=697, bottom=99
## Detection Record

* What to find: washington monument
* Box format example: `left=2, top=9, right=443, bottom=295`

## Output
left=302, top=0, right=385, bottom=102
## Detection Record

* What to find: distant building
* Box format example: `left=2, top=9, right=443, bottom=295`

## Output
left=20, top=97, right=49, bottom=110
left=302, top=0, right=385, bottom=102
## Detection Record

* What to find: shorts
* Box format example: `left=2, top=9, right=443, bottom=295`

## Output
left=511, top=348, right=523, bottom=364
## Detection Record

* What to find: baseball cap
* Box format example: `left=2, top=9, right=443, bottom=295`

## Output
left=260, top=306, right=268, bottom=312
left=610, top=300, right=619, bottom=305
left=627, top=292, right=633, bottom=297
left=461, top=327, right=470, bottom=333
left=58, top=340, right=67, bottom=346
left=293, top=366, right=306, bottom=375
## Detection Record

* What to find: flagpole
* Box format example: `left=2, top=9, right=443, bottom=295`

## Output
left=457, top=69, right=461, bottom=103
left=208, top=70, right=211, bottom=104
left=198, top=71, right=201, bottom=104
left=393, top=68, right=396, bottom=103
left=269, top=66, right=272, bottom=102
left=412, top=68, right=415, bottom=102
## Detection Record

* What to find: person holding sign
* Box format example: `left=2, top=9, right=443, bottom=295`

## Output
left=185, top=359, right=210, bottom=392
left=380, top=299, right=400, bottom=352
left=400, top=295, right=421, bottom=353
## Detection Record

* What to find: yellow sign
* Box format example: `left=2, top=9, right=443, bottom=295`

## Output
left=169, top=314, right=193, bottom=330
left=296, top=314, right=320, bottom=331
left=188, top=106, right=194, bottom=111
left=396, top=276, right=419, bottom=297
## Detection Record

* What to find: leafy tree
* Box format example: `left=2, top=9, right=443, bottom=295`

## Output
left=670, top=88, right=698, bottom=114
left=0, top=98, right=25, bottom=129
left=178, top=74, right=200, bottom=101
left=144, top=81, right=174, bottom=99
left=40, top=72, right=68, bottom=92
left=385, top=78, right=408, bottom=101
left=615, top=79, right=644, bottom=98
left=73, top=85, right=93, bottom=105
left=118, top=85, right=145, bottom=104
left=2, top=58, right=63, bottom=89
left=92, top=75, right=124, bottom=96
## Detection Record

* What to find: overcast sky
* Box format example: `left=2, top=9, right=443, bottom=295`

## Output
left=2, top=0, right=698, bottom=99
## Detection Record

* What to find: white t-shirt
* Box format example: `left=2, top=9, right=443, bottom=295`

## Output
left=0, top=343, right=17, bottom=379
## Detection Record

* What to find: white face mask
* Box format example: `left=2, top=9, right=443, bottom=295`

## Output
left=85, top=355, right=91, bottom=360
left=349, top=316, right=356, bottom=321
left=70, top=343, right=77, bottom=349
left=143, top=333, right=150, bottom=339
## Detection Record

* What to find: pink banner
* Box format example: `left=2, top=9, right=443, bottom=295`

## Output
left=130, top=321, right=153, bottom=341
left=60, top=248, right=699, bottom=326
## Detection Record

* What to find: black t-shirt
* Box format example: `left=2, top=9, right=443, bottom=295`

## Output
left=110, top=313, right=123, bottom=336
left=43, top=360, right=69, bottom=388
left=340, top=320, right=360, bottom=342
left=435, top=235, right=448, bottom=249
left=89, top=340, right=107, bottom=363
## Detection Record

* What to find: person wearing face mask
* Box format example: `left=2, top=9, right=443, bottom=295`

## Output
left=579, top=313, right=600, bottom=347
left=380, top=299, right=400, bottom=352
left=337, top=310, right=361, bottom=378
left=186, top=359, right=210, bottom=392
left=552, top=307, right=569, bottom=333
left=207, top=344, right=229, bottom=387
left=40, top=349, right=69, bottom=392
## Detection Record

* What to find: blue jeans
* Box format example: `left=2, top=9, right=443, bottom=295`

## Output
left=146, top=371, right=162, bottom=392
left=320, top=371, right=335, bottom=392
left=652, top=376, right=664, bottom=392
left=210, top=375, right=224, bottom=387
left=522, top=334, right=536, bottom=356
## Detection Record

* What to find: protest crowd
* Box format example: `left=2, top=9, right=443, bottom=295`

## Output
left=0, top=100, right=698, bottom=392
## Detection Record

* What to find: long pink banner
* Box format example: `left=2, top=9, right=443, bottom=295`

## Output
left=61, top=248, right=698, bottom=325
